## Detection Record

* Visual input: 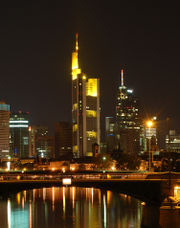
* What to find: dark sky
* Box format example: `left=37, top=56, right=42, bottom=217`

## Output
left=0, top=1, right=180, bottom=135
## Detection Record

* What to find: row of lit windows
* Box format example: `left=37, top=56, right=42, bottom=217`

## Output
left=86, top=79, right=98, bottom=97
left=9, top=120, right=29, bottom=123
left=87, top=131, right=96, bottom=138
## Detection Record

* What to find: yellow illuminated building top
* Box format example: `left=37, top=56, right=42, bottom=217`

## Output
left=86, top=110, right=97, bottom=118
left=87, top=131, right=97, bottom=138
left=73, top=124, right=78, bottom=132
left=73, top=145, right=78, bottom=153
left=73, top=103, right=77, bottom=111
left=72, top=33, right=81, bottom=80
left=86, top=78, right=98, bottom=97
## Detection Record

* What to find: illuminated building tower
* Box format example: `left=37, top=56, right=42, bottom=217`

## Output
left=166, top=130, right=180, bottom=152
left=0, top=101, right=10, bottom=158
left=54, top=122, right=72, bottom=158
left=105, top=117, right=115, bottom=153
left=72, top=34, right=100, bottom=157
left=9, top=111, right=29, bottom=158
left=115, top=68, right=141, bottom=154
left=29, top=125, right=54, bottom=159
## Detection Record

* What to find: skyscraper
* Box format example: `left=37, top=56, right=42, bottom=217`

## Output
left=0, top=101, right=10, bottom=158
left=29, top=125, right=54, bottom=159
left=72, top=34, right=100, bottom=157
left=9, top=111, right=29, bottom=158
left=105, top=117, right=115, bottom=153
left=115, top=68, right=141, bottom=154
left=54, top=122, right=72, bottom=158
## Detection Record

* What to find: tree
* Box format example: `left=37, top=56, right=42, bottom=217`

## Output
left=111, top=149, right=140, bottom=170
left=93, top=153, right=114, bottom=170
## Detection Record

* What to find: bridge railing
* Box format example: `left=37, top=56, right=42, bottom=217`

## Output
left=1, top=171, right=179, bottom=181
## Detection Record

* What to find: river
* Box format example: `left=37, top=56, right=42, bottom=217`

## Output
left=0, top=187, right=179, bottom=228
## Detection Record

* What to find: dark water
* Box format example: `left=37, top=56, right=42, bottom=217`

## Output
left=0, top=187, right=179, bottom=228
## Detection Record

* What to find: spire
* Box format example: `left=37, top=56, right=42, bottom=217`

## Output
left=72, top=33, right=81, bottom=79
left=121, top=68, right=124, bottom=86
left=75, top=33, right=79, bottom=51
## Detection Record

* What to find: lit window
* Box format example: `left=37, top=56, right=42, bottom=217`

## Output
left=86, top=110, right=97, bottom=118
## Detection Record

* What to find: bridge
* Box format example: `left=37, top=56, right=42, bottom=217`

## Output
left=0, top=172, right=179, bottom=206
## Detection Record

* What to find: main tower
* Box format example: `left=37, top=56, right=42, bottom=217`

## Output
left=72, top=34, right=100, bottom=157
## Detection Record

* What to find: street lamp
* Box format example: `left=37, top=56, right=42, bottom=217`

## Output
left=146, top=120, right=153, bottom=171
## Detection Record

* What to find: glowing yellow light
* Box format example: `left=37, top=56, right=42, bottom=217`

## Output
left=107, top=191, right=112, bottom=206
left=175, top=186, right=180, bottom=190
left=17, top=175, right=21, bottom=180
left=73, top=124, right=78, bottom=132
left=147, top=120, right=153, bottom=128
left=72, top=34, right=81, bottom=80
left=86, top=152, right=93, bottom=156
left=86, top=110, right=97, bottom=118
left=73, top=103, right=77, bottom=111
left=73, top=145, right=78, bottom=152
left=17, top=193, right=21, bottom=205
left=111, top=166, right=115, bottom=171
left=62, top=168, right=66, bottom=173
left=87, top=131, right=97, bottom=138
left=52, top=168, right=55, bottom=171
left=7, top=162, right=10, bottom=171
left=72, top=52, right=79, bottom=70
left=71, top=167, right=75, bottom=171
left=82, top=75, right=86, bottom=80
left=86, top=78, right=98, bottom=97
left=174, top=185, right=180, bottom=200
left=72, top=68, right=81, bottom=80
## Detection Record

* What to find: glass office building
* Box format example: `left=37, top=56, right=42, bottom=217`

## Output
left=9, top=111, right=29, bottom=158
left=0, top=101, right=10, bottom=158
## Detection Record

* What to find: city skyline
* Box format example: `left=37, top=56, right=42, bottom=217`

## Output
left=0, top=2, right=180, bottom=132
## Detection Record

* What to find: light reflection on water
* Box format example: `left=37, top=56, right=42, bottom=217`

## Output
left=0, top=187, right=142, bottom=228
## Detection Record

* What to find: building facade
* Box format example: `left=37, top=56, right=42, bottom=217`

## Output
left=105, top=117, right=115, bottom=153
left=9, top=111, right=29, bottom=158
left=0, top=101, right=10, bottom=158
left=29, top=125, right=54, bottom=159
left=54, top=122, right=72, bottom=158
left=72, top=34, right=100, bottom=157
left=166, top=130, right=180, bottom=152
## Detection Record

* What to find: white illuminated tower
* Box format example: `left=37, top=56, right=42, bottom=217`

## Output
left=116, top=69, right=140, bottom=129
left=72, top=34, right=100, bottom=157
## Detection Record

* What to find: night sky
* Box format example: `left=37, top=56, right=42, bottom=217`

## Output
left=0, top=1, right=180, bottom=138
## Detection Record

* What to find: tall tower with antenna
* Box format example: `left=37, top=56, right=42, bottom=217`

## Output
left=115, top=67, right=141, bottom=154
left=71, top=34, right=100, bottom=157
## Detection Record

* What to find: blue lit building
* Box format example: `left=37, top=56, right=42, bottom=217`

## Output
left=9, top=111, right=29, bottom=158
left=0, top=101, right=10, bottom=158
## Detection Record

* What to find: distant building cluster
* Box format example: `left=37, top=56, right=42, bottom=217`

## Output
left=0, top=34, right=179, bottom=166
left=0, top=101, right=72, bottom=160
